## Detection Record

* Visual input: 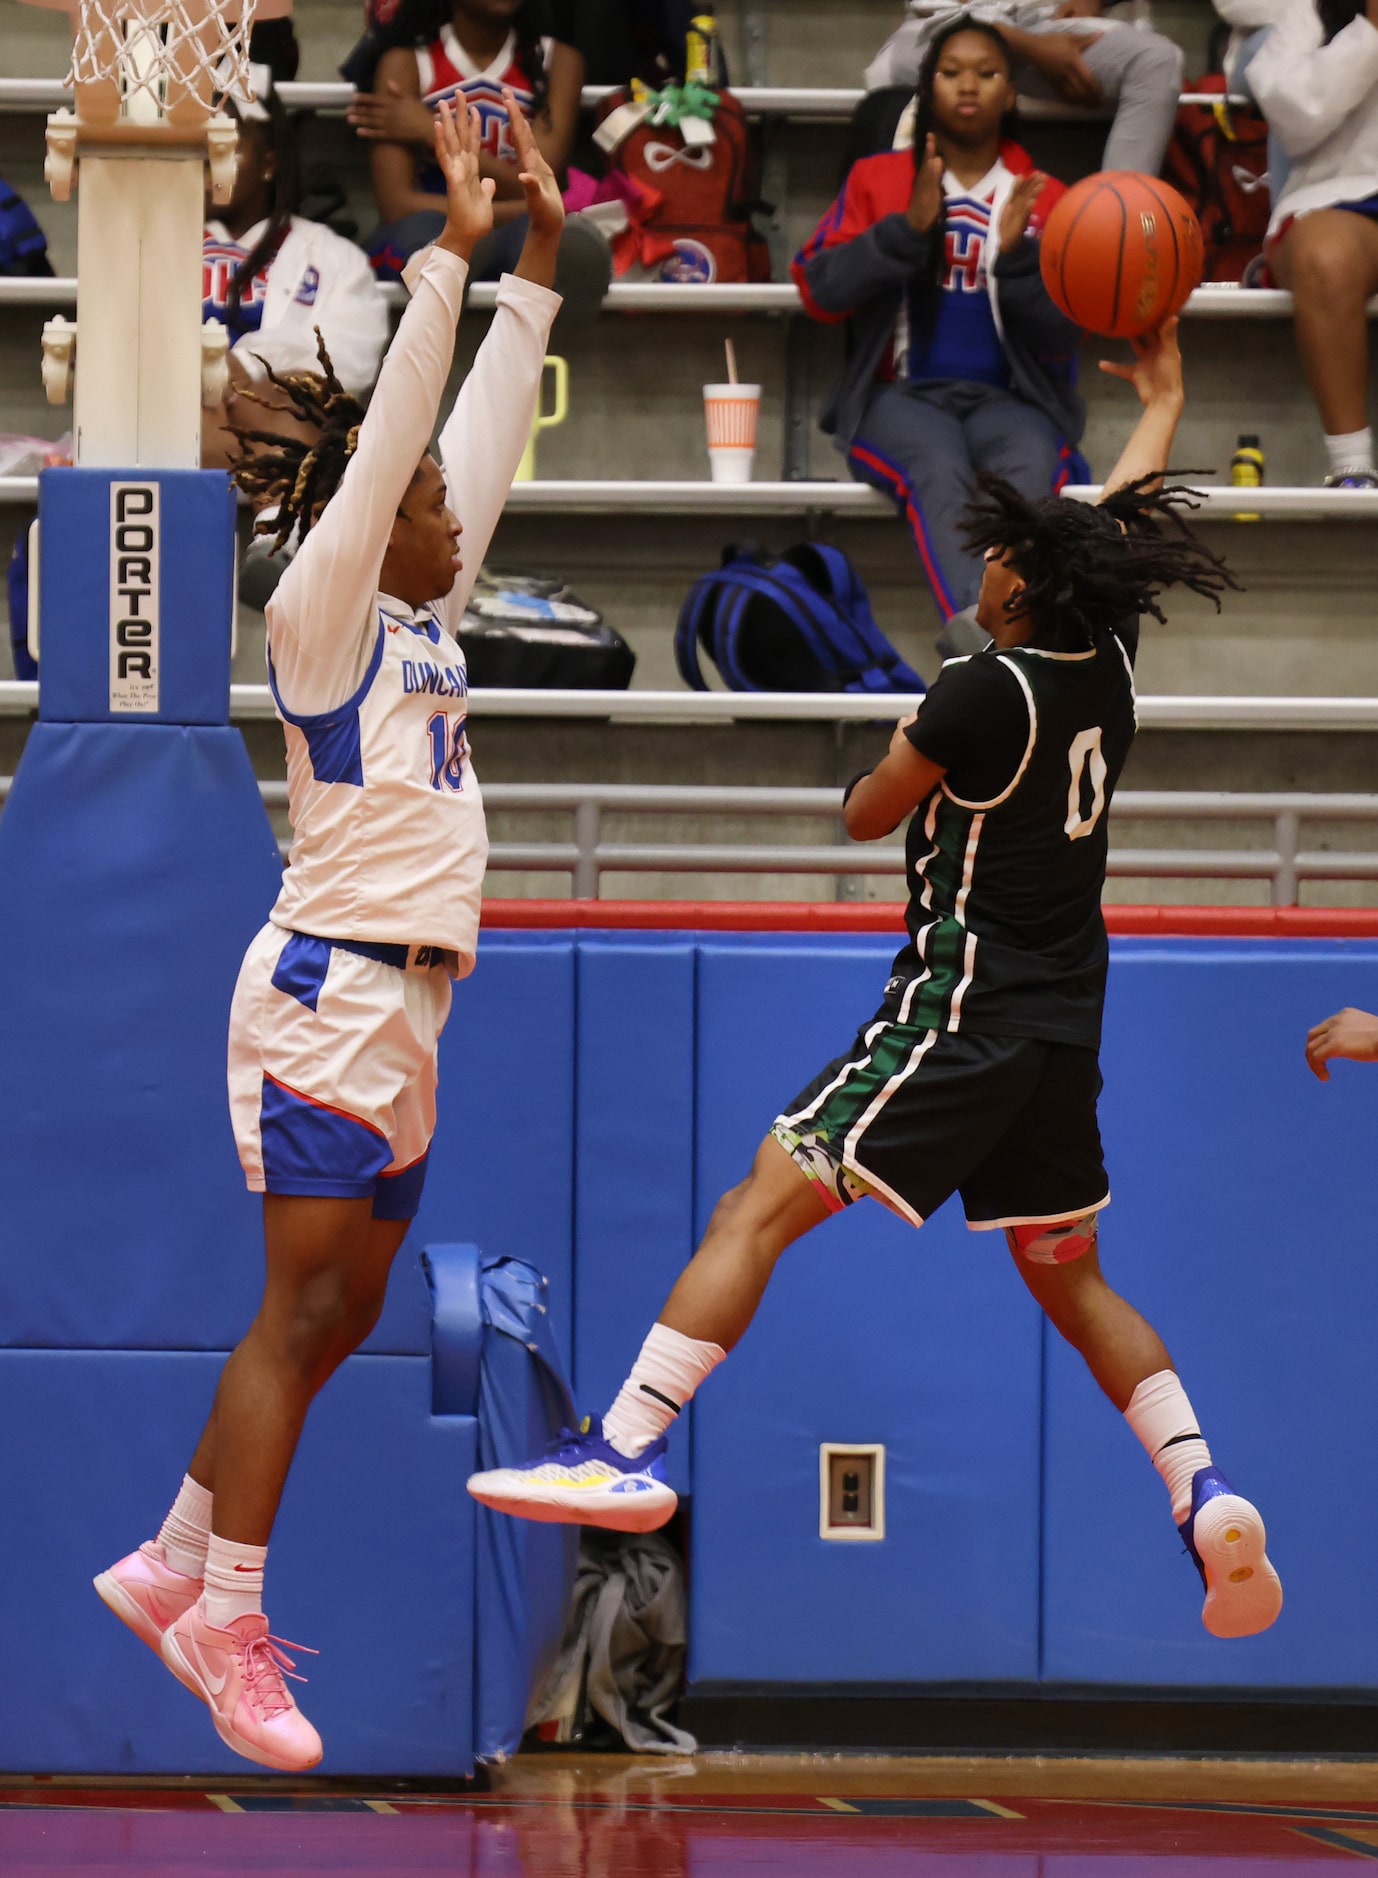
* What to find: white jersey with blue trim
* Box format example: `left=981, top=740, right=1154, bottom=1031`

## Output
left=261, top=247, right=560, bottom=976
left=269, top=600, right=486, bottom=967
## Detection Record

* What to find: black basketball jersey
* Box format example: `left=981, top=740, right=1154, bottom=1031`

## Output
left=892, top=628, right=1138, bottom=1048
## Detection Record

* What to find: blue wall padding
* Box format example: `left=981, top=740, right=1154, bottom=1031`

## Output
left=0, top=1349, right=476, bottom=1773
left=1042, top=939, right=1378, bottom=1688
left=38, top=468, right=235, bottom=727
left=688, top=940, right=1043, bottom=1684
left=573, top=939, right=697, bottom=1495
left=418, top=936, right=577, bottom=1370
left=0, top=723, right=283, bottom=1350
left=472, top=1251, right=580, bottom=1760
left=423, top=1243, right=485, bottom=1413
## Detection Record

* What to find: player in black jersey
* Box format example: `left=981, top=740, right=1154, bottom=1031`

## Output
left=468, top=320, right=1283, bottom=1641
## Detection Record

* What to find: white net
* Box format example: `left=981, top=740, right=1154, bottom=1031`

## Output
left=66, top=0, right=253, bottom=126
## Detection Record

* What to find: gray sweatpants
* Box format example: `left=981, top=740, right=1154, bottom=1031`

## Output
left=1012, top=19, right=1184, bottom=176
left=848, top=380, right=1064, bottom=619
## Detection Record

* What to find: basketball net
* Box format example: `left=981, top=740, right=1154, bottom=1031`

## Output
left=69, top=0, right=251, bottom=128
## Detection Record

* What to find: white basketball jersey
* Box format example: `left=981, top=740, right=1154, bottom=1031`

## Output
left=267, top=603, right=487, bottom=975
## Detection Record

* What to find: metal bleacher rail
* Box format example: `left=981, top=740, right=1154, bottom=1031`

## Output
left=0, top=748, right=1374, bottom=905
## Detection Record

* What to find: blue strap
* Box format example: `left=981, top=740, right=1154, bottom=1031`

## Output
left=421, top=1243, right=483, bottom=1418
left=674, top=572, right=727, bottom=691
left=711, top=564, right=848, bottom=690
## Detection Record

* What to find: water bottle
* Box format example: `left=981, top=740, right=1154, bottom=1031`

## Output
left=686, top=13, right=721, bottom=87
left=1230, top=433, right=1264, bottom=522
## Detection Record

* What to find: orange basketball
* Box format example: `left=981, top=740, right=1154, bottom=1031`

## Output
left=1039, top=171, right=1203, bottom=339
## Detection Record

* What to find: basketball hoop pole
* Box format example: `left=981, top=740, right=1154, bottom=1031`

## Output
left=32, top=0, right=250, bottom=465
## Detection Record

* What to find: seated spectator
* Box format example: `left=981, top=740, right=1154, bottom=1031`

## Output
left=792, top=19, right=1085, bottom=643
left=1212, top=0, right=1291, bottom=204
left=1251, top=0, right=1378, bottom=485
left=867, top=0, right=1185, bottom=178
left=347, top=0, right=611, bottom=314
left=201, top=86, right=389, bottom=470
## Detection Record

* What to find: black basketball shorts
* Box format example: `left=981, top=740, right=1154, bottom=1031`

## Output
left=772, top=1003, right=1109, bottom=1232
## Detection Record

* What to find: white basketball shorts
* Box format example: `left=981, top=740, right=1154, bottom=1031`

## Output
left=227, top=923, right=453, bottom=1219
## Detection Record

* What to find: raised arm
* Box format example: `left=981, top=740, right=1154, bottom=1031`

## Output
left=436, top=90, right=563, bottom=631
left=267, top=101, right=494, bottom=712
left=1095, top=318, right=1185, bottom=501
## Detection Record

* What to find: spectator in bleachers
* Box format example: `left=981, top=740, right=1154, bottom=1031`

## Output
left=793, top=19, right=1084, bottom=647
left=867, top=0, right=1185, bottom=177
left=348, top=0, right=611, bottom=313
left=1250, top=0, right=1378, bottom=486
left=1211, top=0, right=1291, bottom=208
left=201, top=87, right=389, bottom=470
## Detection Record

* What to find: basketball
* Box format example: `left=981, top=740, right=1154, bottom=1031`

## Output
left=1039, top=170, right=1204, bottom=339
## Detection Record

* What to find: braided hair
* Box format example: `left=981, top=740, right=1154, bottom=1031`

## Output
left=224, top=94, right=300, bottom=336
left=227, top=331, right=365, bottom=552
left=907, top=17, right=1019, bottom=334
left=959, top=474, right=1240, bottom=652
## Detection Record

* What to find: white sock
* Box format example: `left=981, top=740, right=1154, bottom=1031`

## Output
left=202, top=1534, right=268, bottom=1628
left=157, top=1475, right=212, bottom=1579
left=602, top=1322, right=726, bottom=1457
left=1325, top=426, right=1374, bottom=478
left=1124, top=1369, right=1213, bottom=1524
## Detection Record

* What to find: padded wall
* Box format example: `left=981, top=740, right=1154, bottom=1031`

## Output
left=1042, top=939, right=1378, bottom=1687
left=0, top=1350, right=476, bottom=1773
left=688, top=941, right=1044, bottom=1685
left=421, top=936, right=577, bottom=1371
left=573, top=939, right=697, bottom=1495
left=0, top=724, right=282, bottom=1350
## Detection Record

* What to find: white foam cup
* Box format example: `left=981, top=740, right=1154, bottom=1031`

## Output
left=704, top=383, right=761, bottom=484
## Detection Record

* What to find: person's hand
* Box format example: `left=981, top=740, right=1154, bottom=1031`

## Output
left=1306, top=1007, right=1378, bottom=1080
left=998, top=170, right=1047, bottom=250
left=435, top=98, right=496, bottom=259
left=906, top=134, right=944, bottom=234
left=347, top=80, right=436, bottom=146
left=888, top=710, right=919, bottom=759
left=1053, top=0, right=1104, bottom=18
left=503, top=85, right=564, bottom=240
left=1099, top=316, right=1184, bottom=409
left=1027, top=31, right=1103, bottom=105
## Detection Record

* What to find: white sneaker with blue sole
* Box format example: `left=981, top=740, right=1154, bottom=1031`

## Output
left=1178, top=1466, right=1283, bottom=1639
left=467, top=1414, right=677, bottom=1533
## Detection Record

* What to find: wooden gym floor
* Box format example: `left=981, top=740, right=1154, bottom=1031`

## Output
left=4, top=1752, right=1378, bottom=1872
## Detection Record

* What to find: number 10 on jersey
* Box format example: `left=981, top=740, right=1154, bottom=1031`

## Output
left=427, top=711, right=468, bottom=792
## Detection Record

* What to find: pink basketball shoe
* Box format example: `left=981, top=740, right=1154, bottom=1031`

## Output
left=161, top=1602, right=323, bottom=1771
left=94, top=1542, right=203, bottom=1659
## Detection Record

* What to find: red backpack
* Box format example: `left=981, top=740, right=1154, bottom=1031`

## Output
left=1162, top=76, right=1271, bottom=283
left=595, top=87, right=772, bottom=284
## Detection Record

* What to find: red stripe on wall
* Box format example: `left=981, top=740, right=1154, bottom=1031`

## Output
left=481, top=900, right=1378, bottom=938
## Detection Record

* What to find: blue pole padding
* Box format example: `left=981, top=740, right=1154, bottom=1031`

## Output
left=37, top=467, right=236, bottom=728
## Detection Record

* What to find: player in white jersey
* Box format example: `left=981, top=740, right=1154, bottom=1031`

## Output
left=93, top=97, right=562, bottom=1772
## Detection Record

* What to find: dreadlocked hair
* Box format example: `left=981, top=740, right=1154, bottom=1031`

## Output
left=959, top=472, right=1240, bottom=652
left=227, top=331, right=365, bottom=553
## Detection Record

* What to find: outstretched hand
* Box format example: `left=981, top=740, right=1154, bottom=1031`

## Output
left=906, top=134, right=944, bottom=235
left=1099, top=316, right=1184, bottom=410
left=1305, top=1007, right=1378, bottom=1081
left=504, top=86, right=564, bottom=241
left=435, top=98, right=496, bottom=260
left=998, top=170, right=1047, bottom=251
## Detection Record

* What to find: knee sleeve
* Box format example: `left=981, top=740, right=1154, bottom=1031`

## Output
left=1006, top=1212, right=1098, bottom=1266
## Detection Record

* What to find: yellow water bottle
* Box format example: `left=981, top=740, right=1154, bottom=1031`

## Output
left=686, top=13, right=720, bottom=86
left=1230, top=432, right=1264, bottom=522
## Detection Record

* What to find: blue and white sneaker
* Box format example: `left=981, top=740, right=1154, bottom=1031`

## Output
left=1324, top=470, right=1378, bottom=490
left=1178, top=1467, right=1282, bottom=1639
left=466, top=1415, right=677, bottom=1533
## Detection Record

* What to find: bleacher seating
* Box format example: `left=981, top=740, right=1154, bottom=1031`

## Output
left=0, top=0, right=1375, bottom=907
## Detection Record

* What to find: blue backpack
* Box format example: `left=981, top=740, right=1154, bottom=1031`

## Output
left=675, top=542, right=925, bottom=694
left=0, top=176, right=52, bottom=278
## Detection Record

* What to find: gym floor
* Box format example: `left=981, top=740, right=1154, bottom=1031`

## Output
left=4, top=1753, right=1378, bottom=1873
